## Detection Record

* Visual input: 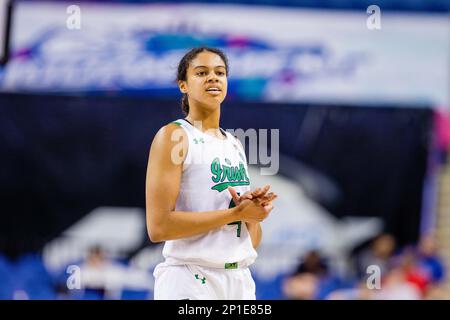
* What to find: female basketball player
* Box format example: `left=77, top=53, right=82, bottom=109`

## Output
left=146, top=47, right=277, bottom=300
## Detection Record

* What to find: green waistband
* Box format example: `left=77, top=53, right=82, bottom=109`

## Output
left=224, top=262, right=238, bottom=269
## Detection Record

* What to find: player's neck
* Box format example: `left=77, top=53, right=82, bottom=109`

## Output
left=186, top=106, right=221, bottom=132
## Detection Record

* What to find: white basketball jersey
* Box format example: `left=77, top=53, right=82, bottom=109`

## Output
left=161, top=118, right=258, bottom=269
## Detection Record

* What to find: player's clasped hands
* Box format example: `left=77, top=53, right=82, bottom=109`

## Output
left=228, top=185, right=277, bottom=223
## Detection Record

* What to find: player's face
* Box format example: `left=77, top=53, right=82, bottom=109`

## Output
left=179, top=51, right=228, bottom=108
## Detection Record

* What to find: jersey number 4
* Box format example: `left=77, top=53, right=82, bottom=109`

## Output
left=228, top=195, right=242, bottom=237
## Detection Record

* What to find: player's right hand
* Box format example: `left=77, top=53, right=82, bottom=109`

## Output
left=234, top=198, right=274, bottom=223
left=228, top=185, right=278, bottom=207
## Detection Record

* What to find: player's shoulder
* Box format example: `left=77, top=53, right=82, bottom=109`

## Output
left=151, top=121, right=188, bottom=154
left=155, top=121, right=188, bottom=141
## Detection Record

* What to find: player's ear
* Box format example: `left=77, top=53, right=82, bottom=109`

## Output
left=178, top=80, right=187, bottom=94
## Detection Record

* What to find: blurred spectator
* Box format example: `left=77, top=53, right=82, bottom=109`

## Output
left=75, top=245, right=154, bottom=300
left=390, top=246, right=428, bottom=297
left=283, top=272, right=318, bottom=300
left=0, top=247, right=154, bottom=300
left=354, top=233, right=396, bottom=279
left=294, top=250, right=328, bottom=276
left=373, top=261, right=422, bottom=300
left=79, top=246, right=126, bottom=299
left=282, top=250, right=345, bottom=300
left=417, top=234, right=445, bottom=284
left=328, top=250, right=424, bottom=300
left=282, top=250, right=327, bottom=299
left=328, top=234, right=447, bottom=300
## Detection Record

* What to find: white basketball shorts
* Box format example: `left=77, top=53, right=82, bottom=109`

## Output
left=153, top=263, right=256, bottom=300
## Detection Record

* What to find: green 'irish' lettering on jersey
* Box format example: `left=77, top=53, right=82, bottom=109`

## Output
left=210, top=157, right=250, bottom=192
